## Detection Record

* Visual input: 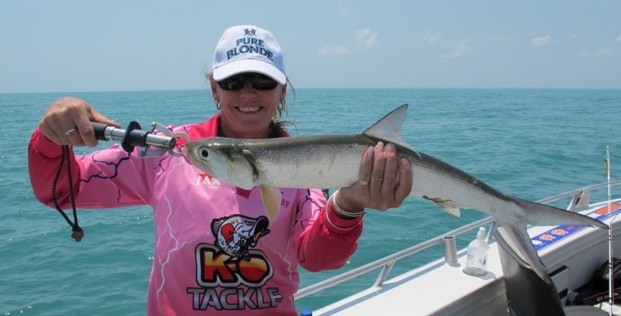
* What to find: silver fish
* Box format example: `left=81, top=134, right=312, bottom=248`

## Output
left=182, top=104, right=608, bottom=281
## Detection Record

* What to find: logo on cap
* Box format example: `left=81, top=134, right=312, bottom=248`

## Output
left=212, top=25, right=286, bottom=84
left=226, top=28, right=274, bottom=62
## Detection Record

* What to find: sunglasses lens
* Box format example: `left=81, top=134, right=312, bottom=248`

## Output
left=218, top=76, right=245, bottom=91
left=217, top=73, right=279, bottom=91
left=251, top=75, right=278, bottom=90
left=252, top=76, right=278, bottom=90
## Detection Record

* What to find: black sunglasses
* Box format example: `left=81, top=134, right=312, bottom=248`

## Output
left=217, top=73, right=279, bottom=91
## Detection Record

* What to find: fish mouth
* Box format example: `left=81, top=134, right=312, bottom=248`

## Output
left=181, top=145, right=195, bottom=165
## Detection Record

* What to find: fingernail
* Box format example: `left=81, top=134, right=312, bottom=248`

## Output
left=400, top=158, right=410, bottom=167
left=367, top=146, right=374, bottom=159
left=376, top=142, right=385, bottom=153
left=386, top=143, right=396, bottom=153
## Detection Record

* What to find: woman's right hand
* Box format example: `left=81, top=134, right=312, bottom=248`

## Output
left=38, top=97, right=119, bottom=147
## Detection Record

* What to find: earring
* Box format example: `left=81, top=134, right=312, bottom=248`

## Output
left=215, top=100, right=221, bottom=110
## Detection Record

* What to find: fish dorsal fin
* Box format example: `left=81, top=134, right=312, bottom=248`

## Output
left=362, top=104, right=410, bottom=149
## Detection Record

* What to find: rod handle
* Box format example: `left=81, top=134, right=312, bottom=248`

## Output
left=91, top=122, right=111, bottom=141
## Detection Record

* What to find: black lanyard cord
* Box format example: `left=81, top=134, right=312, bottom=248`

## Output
left=51, top=145, right=84, bottom=242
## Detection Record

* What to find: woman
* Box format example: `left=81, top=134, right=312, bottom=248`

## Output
left=28, top=25, right=412, bottom=315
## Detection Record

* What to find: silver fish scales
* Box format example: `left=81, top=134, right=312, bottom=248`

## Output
left=182, top=104, right=608, bottom=282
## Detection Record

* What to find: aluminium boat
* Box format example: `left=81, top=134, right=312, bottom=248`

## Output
left=296, top=181, right=621, bottom=315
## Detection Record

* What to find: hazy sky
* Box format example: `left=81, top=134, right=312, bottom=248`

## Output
left=1, top=1, right=620, bottom=93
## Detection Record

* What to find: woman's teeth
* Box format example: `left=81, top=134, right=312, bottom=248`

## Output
left=239, top=107, right=260, bottom=113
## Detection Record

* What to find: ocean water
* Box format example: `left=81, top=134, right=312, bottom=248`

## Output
left=1, top=88, right=620, bottom=315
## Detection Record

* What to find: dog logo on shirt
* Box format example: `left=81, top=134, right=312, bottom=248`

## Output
left=211, top=215, right=270, bottom=261
left=188, top=215, right=282, bottom=311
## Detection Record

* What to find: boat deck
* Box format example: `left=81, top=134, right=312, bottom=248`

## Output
left=314, top=242, right=506, bottom=315
left=298, top=190, right=621, bottom=315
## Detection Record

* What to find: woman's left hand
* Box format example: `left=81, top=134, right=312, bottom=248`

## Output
left=336, top=142, right=413, bottom=215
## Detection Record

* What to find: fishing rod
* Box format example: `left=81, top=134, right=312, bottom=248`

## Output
left=606, top=146, right=614, bottom=315
left=92, top=121, right=187, bottom=157
left=54, top=121, right=188, bottom=242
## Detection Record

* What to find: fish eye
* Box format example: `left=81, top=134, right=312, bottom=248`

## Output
left=200, top=149, right=210, bottom=159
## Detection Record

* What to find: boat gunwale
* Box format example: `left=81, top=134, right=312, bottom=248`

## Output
left=295, top=180, right=621, bottom=301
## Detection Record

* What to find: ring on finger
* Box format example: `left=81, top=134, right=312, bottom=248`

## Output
left=64, top=127, right=76, bottom=135
left=358, top=180, right=369, bottom=186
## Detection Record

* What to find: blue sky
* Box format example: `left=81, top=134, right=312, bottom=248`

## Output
left=1, top=1, right=620, bottom=93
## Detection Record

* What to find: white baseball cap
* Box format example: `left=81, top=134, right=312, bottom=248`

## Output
left=212, top=25, right=286, bottom=84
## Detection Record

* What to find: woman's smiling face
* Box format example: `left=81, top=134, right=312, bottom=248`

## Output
left=211, top=73, right=287, bottom=139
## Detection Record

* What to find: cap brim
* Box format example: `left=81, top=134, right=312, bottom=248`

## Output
left=213, top=59, right=286, bottom=84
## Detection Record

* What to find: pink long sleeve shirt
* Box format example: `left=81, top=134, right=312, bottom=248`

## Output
left=28, top=114, right=363, bottom=315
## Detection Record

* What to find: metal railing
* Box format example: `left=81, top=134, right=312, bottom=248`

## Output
left=294, top=180, right=621, bottom=300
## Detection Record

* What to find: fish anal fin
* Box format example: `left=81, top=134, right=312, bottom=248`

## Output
left=260, top=185, right=281, bottom=223
left=423, top=195, right=461, bottom=217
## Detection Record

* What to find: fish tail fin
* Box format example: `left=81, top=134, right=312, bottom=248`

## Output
left=495, top=224, right=552, bottom=283
left=494, top=197, right=608, bottom=283
left=513, top=197, right=609, bottom=229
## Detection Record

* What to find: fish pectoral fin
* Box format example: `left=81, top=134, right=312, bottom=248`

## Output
left=259, top=185, right=281, bottom=223
left=423, top=196, right=461, bottom=217
left=241, top=149, right=261, bottom=181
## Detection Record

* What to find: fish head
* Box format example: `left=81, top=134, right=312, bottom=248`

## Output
left=182, top=137, right=260, bottom=190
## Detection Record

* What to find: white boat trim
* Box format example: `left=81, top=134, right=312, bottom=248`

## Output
left=296, top=180, right=621, bottom=315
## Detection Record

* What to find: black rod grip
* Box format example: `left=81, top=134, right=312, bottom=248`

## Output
left=91, top=122, right=111, bottom=141
left=122, top=121, right=144, bottom=153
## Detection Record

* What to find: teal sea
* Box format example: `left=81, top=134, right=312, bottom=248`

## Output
left=1, top=88, right=620, bottom=315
